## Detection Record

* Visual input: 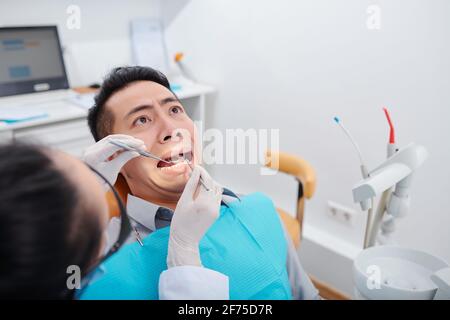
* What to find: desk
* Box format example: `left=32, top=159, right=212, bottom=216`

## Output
left=0, top=84, right=215, bottom=157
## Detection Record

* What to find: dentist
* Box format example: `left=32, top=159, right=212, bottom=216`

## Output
left=0, top=142, right=228, bottom=299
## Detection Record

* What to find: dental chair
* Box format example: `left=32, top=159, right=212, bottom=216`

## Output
left=264, top=150, right=349, bottom=300
left=264, top=150, right=316, bottom=248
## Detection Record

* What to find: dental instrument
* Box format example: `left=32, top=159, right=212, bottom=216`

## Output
left=351, top=111, right=427, bottom=245
left=333, top=117, right=373, bottom=248
left=184, top=159, right=210, bottom=191
left=333, top=117, right=367, bottom=174
left=367, top=108, right=397, bottom=247
left=109, top=140, right=209, bottom=191
left=109, top=140, right=172, bottom=164
left=335, top=108, right=450, bottom=299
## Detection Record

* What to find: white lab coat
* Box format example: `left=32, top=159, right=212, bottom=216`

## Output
left=159, top=265, right=229, bottom=299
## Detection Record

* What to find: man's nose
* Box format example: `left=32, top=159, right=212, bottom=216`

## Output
left=160, top=131, right=183, bottom=143
left=157, top=116, right=182, bottom=143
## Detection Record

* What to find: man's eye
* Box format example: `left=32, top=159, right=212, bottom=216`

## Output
left=170, top=106, right=183, bottom=114
left=133, top=116, right=150, bottom=126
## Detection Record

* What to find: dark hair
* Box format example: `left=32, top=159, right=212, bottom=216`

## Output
left=87, top=66, right=172, bottom=141
left=0, top=143, right=102, bottom=299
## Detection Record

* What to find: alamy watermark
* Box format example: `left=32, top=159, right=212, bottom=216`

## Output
left=366, top=4, right=382, bottom=30
left=170, top=122, right=280, bottom=176
left=366, top=265, right=382, bottom=290
left=66, top=5, right=81, bottom=30
left=66, top=265, right=81, bottom=290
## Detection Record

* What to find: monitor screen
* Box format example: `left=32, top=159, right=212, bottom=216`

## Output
left=0, top=26, right=69, bottom=97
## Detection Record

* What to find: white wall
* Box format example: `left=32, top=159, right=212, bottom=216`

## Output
left=162, top=0, right=450, bottom=273
left=0, top=0, right=160, bottom=86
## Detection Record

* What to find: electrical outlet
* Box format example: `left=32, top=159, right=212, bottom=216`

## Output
left=327, top=201, right=357, bottom=226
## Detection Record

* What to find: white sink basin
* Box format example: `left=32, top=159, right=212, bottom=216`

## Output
left=353, top=245, right=448, bottom=300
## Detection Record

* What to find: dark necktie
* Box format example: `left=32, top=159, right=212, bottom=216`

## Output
left=155, top=207, right=174, bottom=229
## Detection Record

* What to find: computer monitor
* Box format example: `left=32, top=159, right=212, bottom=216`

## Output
left=0, top=26, right=69, bottom=97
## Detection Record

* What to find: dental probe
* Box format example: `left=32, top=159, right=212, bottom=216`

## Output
left=109, top=140, right=209, bottom=191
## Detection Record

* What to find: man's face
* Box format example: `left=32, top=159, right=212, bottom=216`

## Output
left=105, top=81, right=197, bottom=200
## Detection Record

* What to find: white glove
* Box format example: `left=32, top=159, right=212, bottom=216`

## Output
left=82, top=134, right=147, bottom=186
left=167, top=165, right=223, bottom=268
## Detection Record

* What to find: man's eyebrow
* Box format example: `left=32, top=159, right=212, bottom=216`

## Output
left=159, top=96, right=180, bottom=105
left=124, top=104, right=154, bottom=119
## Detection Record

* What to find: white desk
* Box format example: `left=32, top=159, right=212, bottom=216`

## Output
left=0, top=84, right=215, bottom=157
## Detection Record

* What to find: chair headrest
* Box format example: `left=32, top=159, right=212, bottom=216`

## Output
left=106, top=174, right=131, bottom=218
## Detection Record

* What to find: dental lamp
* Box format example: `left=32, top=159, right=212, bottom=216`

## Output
left=335, top=109, right=450, bottom=300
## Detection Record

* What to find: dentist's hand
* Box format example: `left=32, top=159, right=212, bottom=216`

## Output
left=82, top=134, right=147, bottom=186
left=167, top=165, right=223, bottom=268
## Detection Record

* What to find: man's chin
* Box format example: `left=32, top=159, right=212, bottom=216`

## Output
left=155, top=179, right=188, bottom=193
left=152, top=167, right=189, bottom=192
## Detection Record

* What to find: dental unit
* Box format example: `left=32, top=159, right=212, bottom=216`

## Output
left=334, top=109, right=450, bottom=300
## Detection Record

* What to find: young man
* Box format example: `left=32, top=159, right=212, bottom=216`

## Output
left=82, top=66, right=319, bottom=300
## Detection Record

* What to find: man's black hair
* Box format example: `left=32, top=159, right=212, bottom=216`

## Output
left=87, top=66, right=172, bottom=141
left=0, top=143, right=102, bottom=299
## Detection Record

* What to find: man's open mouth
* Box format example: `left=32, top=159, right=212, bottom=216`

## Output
left=157, top=151, right=193, bottom=168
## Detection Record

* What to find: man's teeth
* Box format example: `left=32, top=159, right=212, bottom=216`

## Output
left=171, top=158, right=186, bottom=163
left=160, top=161, right=188, bottom=171
left=157, top=151, right=193, bottom=169
left=164, top=152, right=192, bottom=163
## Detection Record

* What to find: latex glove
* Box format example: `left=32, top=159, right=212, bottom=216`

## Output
left=82, top=134, right=147, bottom=186
left=167, top=165, right=223, bottom=268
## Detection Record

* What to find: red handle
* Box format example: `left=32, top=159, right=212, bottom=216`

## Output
left=383, top=107, right=395, bottom=144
